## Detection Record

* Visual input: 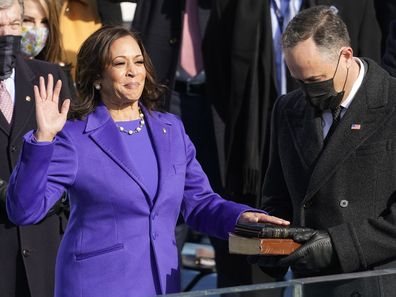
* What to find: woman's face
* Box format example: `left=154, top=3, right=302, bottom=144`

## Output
left=22, top=0, right=48, bottom=29
left=99, top=35, right=147, bottom=107
left=21, top=0, right=49, bottom=58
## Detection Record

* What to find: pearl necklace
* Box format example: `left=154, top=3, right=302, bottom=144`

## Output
left=117, top=108, right=145, bottom=135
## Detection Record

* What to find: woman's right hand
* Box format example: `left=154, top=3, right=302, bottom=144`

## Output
left=34, top=74, right=70, bottom=142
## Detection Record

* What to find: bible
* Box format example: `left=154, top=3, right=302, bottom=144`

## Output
left=229, top=233, right=301, bottom=255
left=229, top=223, right=313, bottom=255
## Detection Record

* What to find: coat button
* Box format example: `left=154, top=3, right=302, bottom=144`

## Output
left=10, top=145, right=17, bottom=152
left=350, top=291, right=361, bottom=297
left=22, top=249, right=31, bottom=257
left=339, top=200, right=349, bottom=208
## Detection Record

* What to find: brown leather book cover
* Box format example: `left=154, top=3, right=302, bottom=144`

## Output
left=229, top=233, right=301, bottom=255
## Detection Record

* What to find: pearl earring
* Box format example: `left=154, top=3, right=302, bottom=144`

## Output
left=94, top=83, right=101, bottom=90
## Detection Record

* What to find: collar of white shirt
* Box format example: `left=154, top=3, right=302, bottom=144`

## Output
left=322, top=57, right=365, bottom=138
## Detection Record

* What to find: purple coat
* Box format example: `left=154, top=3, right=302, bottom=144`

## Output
left=6, top=105, right=252, bottom=297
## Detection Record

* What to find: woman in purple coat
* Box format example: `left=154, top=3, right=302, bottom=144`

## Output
left=6, top=26, right=288, bottom=297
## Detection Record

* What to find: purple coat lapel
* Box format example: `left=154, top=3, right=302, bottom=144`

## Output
left=84, top=104, right=174, bottom=207
left=85, top=104, right=153, bottom=205
left=141, top=106, right=172, bottom=203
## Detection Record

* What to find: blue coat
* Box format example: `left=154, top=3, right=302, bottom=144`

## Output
left=7, top=104, right=251, bottom=297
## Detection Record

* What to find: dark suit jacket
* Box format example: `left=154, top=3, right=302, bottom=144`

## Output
left=202, top=0, right=381, bottom=206
left=131, top=0, right=210, bottom=101
left=383, top=20, right=396, bottom=77
left=97, top=0, right=123, bottom=25
left=374, top=0, right=396, bottom=55
left=261, top=59, right=396, bottom=296
left=0, top=56, right=71, bottom=297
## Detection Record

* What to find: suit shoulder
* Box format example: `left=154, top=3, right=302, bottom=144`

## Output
left=151, top=110, right=182, bottom=124
left=63, top=118, right=86, bottom=135
left=23, top=58, right=62, bottom=74
left=275, top=89, right=304, bottom=110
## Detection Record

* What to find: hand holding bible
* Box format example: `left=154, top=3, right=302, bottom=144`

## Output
left=278, top=230, right=339, bottom=275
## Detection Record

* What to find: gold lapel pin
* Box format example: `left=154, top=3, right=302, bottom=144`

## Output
left=25, top=96, right=31, bottom=102
left=162, top=128, right=167, bottom=134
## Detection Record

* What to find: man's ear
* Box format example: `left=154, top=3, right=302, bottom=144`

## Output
left=341, top=46, right=354, bottom=68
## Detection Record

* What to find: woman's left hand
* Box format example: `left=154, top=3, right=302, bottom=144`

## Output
left=238, top=212, right=290, bottom=226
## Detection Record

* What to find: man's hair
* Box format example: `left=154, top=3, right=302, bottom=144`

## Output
left=0, top=0, right=24, bottom=14
left=282, top=5, right=351, bottom=58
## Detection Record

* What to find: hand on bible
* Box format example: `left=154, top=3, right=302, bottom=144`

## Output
left=238, top=212, right=290, bottom=226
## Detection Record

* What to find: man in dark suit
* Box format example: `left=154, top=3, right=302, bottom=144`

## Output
left=0, top=0, right=71, bottom=296
left=257, top=5, right=396, bottom=297
left=202, top=0, right=381, bottom=288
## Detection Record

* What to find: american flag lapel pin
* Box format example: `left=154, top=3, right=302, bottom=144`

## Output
left=351, top=124, right=361, bottom=130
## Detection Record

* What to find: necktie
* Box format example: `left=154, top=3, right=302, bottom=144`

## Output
left=180, top=0, right=203, bottom=77
left=272, top=0, right=290, bottom=95
left=324, top=106, right=343, bottom=145
left=0, top=81, right=13, bottom=124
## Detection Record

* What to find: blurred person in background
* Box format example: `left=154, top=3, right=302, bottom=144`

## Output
left=21, top=0, right=76, bottom=98
left=374, top=0, right=396, bottom=55
left=382, top=20, right=396, bottom=77
left=58, top=0, right=123, bottom=80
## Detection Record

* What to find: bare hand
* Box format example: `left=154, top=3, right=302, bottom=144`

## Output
left=34, top=74, right=70, bottom=141
left=238, top=212, right=290, bottom=226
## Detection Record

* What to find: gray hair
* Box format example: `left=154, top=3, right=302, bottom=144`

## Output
left=0, top=0, right=24, bottom=15
left=282, top=5, right=350, bottom=59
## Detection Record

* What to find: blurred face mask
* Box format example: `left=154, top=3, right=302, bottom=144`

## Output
left=20, top=26, right=49, bottom=58
left=0, top=35, right=21, bottom=80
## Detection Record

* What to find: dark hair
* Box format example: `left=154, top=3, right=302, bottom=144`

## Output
left=70, top=25, right=166, bottom=120
left=282, top=5, right=351, bottom=57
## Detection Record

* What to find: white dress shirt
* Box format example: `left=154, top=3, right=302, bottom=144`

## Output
left=322, top=58, right=365, bottom=138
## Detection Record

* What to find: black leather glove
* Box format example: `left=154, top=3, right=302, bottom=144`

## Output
left=278, top=230, right=339, bottom=276
left=247, top=226, right=317, bottom=279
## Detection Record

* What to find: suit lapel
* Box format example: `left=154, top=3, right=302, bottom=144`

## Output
left=2, top=57, right=35, bottom=139
left=10, top=57, right=36, bottom=142
left=286, top=94, right=324, bottom=169
left=0, top=109, right=10, bottom=136
left=303, top=60, right=395, bottom=203
left=142, top=107, right=172, bottom=203
left=86, top=105, right=152, bottom=205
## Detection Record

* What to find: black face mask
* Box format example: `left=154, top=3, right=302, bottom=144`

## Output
left=300, top=52, right=348, bottom=111
left=0, top=35, right=21, bottom=80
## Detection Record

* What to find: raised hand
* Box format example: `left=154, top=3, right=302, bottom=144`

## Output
left=34, top=74, right=70, bottom=142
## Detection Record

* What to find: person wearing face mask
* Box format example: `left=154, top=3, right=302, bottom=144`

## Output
left=21, top=0, right=76, bottom=99
left=251, top=5, right=396, bottom=297
left=0, top=0, right=72, bottom=296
